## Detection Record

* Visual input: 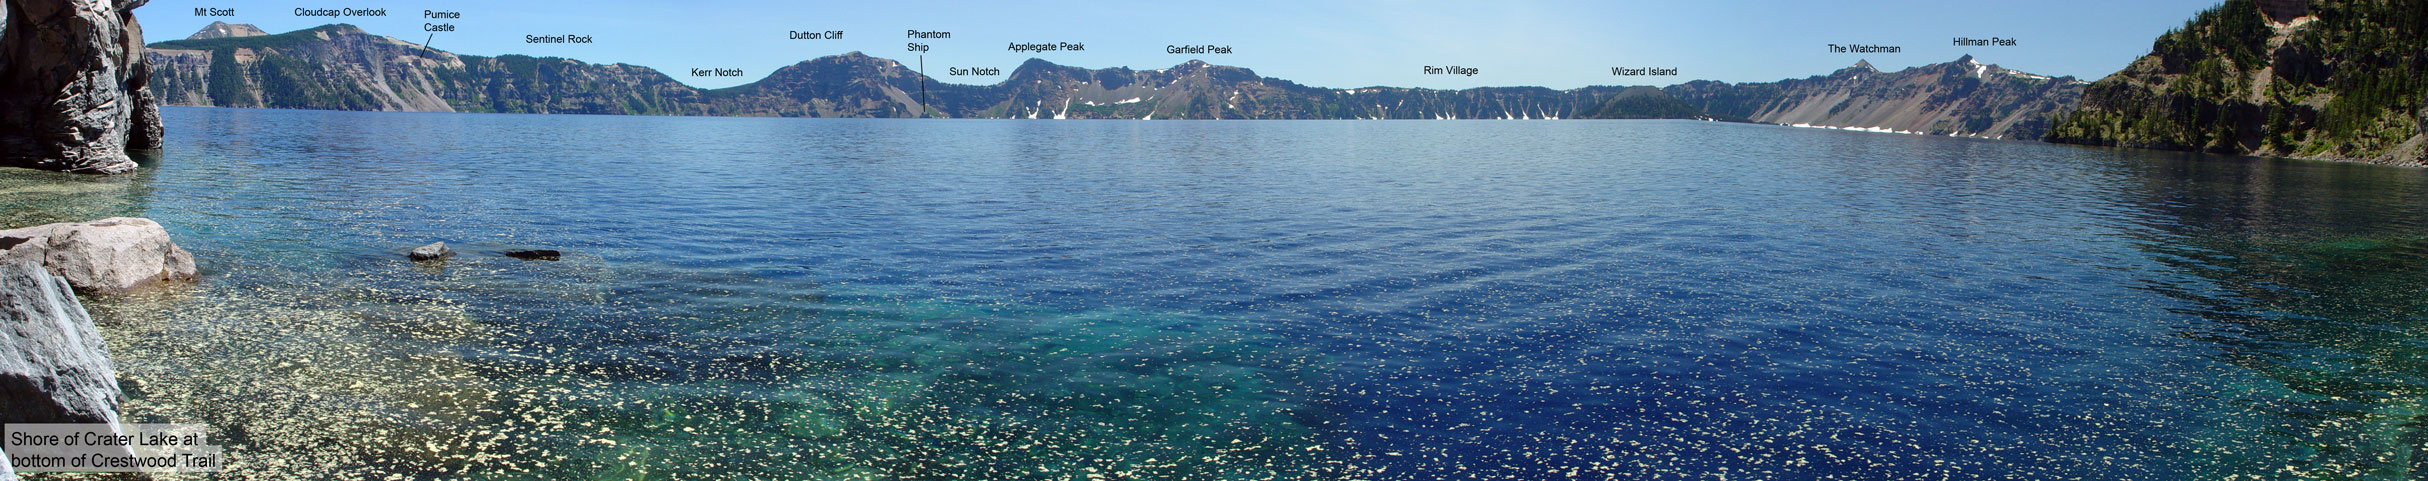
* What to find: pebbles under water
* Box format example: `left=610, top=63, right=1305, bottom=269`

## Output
left=6, top=108, right=2427, bottom=479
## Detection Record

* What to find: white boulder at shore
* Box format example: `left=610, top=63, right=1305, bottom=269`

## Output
left=0, top=217, right=198, bottom=295
left=0, top=261, right=125, bottom=427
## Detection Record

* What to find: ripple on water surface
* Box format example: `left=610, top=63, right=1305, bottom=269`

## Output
left=20, top=109, right=2428, bottom=479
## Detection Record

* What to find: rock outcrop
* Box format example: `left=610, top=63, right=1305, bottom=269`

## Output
left=2044, top=0, right=2428, bottom=165
left=0, top=217, right=197, bottom=295
left=0, top=261, right=124, bottom=427
left=0, top=0, right=162, bottom=174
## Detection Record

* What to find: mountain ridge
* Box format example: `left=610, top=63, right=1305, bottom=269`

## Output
left=186, top=21, right=268, bottom=40
left=145, top=23, right=2077, bottom=134
left=1659, top=55, right=2086, bottom=140
left=145, top=24, right=1639, bottom=120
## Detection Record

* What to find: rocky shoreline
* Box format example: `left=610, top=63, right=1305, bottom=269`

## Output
left=0, top=0, right=178, bottom=472
left=0, top=216, right=194, bottom=478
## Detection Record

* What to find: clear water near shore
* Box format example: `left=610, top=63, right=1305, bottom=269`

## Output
left=7, top=107, right=2428, bottom=479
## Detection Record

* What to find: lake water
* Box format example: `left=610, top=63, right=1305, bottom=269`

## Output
left=5, top=107, right=2427, bottom=479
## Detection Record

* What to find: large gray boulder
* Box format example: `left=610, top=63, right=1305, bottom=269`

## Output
left=0, top=261, right=123, bottom=427
left=0, top=0, right=161, bottom=174
left=0, top=217, right=197, bottom=295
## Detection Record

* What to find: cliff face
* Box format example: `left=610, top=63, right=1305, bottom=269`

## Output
left=2045, top=0, right=2428, bottom=165
left=146, top=24, right=702, bottom=114
left=1665, top=56, right=2085, bottom=140
left=146, top=24, right=1629, bottom=120
left=0, top=0, right=162, bottom=174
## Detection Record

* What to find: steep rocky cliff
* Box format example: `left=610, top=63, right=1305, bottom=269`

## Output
left=146, top=24, right=702, bottom=114
left=1664, top=56, right=2085, bottom=140
left=2043, top=0, right=2427, bottom=165
left=0, top=0, right=162, bottom=174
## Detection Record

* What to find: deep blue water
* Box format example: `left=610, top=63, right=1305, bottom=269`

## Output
left=6, top=107, right=2428, bottom=479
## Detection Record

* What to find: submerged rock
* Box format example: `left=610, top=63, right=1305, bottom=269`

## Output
left=409, top=242, right=453, bottom=261
left=503, top=249, right=560, bottom=261
left=0, top=217, right=198, bottom=295
left=0, top=0, right=161, bottom=174
left=0, top=261, right=124, bottom=427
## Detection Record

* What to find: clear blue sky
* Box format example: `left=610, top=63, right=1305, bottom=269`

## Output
left=143, top=0, right=2223, bottom=90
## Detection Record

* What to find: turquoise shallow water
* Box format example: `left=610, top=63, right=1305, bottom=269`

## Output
left=5, top=107, right=2428, bottom=479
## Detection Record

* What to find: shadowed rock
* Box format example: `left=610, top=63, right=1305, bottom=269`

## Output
left=0, top=217, right=197, bottom=295
left=0, top=0, right=162, bottom=174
